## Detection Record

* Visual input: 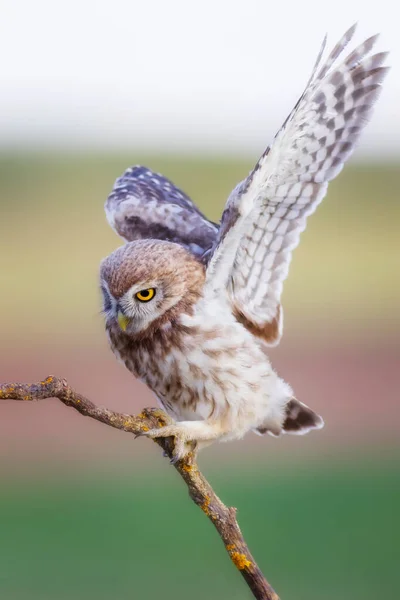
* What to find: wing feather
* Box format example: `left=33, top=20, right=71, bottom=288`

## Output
left=105, top=165, right=218, bottom=259
left=206, top=25, right=389, bottom=345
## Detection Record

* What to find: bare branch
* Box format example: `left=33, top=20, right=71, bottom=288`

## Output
left=1, top=376, right=279, bottom=600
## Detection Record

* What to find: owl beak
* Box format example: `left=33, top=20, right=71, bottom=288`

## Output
left=117, top=311, right=131, bottom=332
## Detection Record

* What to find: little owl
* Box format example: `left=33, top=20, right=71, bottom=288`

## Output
left=100, top=25, right=388, bottom=461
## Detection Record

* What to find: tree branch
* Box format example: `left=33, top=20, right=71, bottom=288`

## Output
left=0, top=376, right=279, bottom=600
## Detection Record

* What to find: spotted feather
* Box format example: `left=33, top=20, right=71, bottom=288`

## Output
left=105, top=165, right=218, bottom=259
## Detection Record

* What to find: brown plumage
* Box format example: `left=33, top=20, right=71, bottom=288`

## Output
left=233, top=305, right=282, bottom=346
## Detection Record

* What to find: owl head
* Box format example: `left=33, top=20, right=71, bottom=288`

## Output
left=100, top=240, right=205, bottom=335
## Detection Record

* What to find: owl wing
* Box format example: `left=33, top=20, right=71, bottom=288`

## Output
left=105, top=165, right=218, bottom=259
left=206, top=25, right=389, bottom=345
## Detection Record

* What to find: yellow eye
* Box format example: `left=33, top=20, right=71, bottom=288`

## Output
left=135, top=288, right=156, bottom=302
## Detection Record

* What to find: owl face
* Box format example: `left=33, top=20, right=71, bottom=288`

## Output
left=101, top=274, right=188, bottom=335
left=100, top=240, right=205, bottom=335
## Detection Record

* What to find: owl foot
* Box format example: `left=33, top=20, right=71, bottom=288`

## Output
left=143, top=424, right=183, bottom=439
left=142, top=419, right=222, bottom=461
left=142, top=424, right=198, bottom=462
left=170, top=439, right=192, bottom=464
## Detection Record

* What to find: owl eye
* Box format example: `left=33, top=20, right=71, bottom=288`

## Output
left=135, top=288, right=156, bottom=302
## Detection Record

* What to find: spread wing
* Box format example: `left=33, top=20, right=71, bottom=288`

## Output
left=105, top=165, right=218, bottom=259
left=206, top=24, right=389, bottom=346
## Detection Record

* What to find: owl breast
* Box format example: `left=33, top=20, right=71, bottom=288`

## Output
left=106, top=305, right=282, bottom=429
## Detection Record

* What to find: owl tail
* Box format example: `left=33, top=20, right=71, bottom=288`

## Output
left=256, top=398, right=324, bottom=436
left=282, top=398, right=324, bottom=434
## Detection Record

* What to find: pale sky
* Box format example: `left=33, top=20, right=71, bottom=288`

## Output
left=1, top=0, right=398, bottom=156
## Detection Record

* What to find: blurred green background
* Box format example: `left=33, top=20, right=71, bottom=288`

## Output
left=1, top=153, right=399, bottom=600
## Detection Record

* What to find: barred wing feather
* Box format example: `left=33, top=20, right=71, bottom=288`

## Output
left=206, top=25, right=389, bottom=345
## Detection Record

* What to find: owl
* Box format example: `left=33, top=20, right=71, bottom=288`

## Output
left=100, top=25, right=388, bottom=461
